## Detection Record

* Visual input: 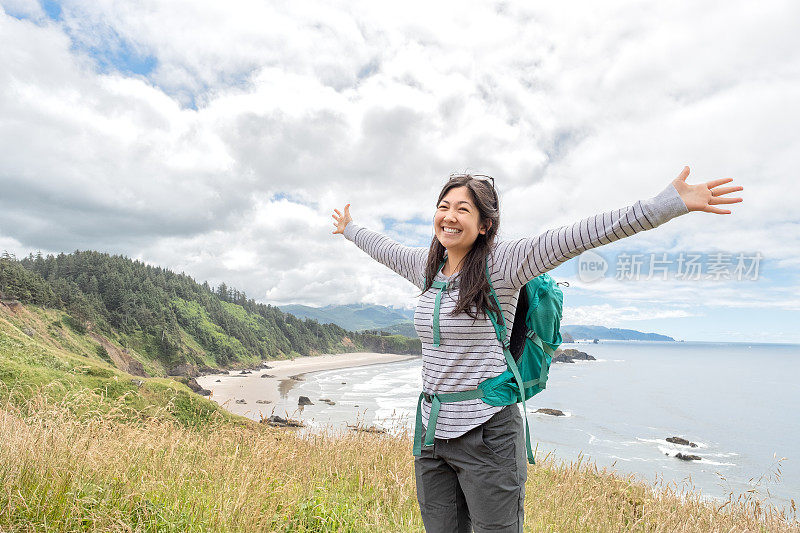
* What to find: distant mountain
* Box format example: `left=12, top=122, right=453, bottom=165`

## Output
left=278, top=304, right=673, bottom=342
left=280, top=303, right=579, bottom=342
left=279, top=303, right=414, bottom=332
left=561, top=325, right=675, bottom=342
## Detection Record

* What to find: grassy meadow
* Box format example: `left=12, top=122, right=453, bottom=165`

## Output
left=1, top=385, right=797, bottom=532
left=1, top=303, right=798, bottom=532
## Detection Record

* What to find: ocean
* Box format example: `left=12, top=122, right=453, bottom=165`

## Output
left=263, top=341, right=799, bottom=508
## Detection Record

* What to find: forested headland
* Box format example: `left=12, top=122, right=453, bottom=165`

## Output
left=0, top=250, right=420, bottom=379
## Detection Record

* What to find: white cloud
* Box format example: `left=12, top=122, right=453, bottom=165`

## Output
left=0, top=0, right=43, bottom=19
left=0, top=0, right=798, bottom=336
left=562, top=272, right=800, bottom=312
left=563, top=304, right=696, bottom=326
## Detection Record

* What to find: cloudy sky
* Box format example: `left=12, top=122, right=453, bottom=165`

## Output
left=1, top=0, right=798, bottom=342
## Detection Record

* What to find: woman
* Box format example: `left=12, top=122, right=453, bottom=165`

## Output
left=331, top=167, right=742, bottom=533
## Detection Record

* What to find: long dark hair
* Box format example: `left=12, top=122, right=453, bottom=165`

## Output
left=420, top=175, right=502, bottom=320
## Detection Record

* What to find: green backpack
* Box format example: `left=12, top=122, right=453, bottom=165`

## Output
left=412, top=256, right=565, bottom=465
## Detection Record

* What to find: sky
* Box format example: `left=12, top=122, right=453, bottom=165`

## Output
left=1, top=0, right=798, bottom=343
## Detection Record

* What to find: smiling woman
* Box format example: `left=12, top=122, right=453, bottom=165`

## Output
left=331, top=168, right=742, bottom=532
left=436, top=186, right=491, bottom=273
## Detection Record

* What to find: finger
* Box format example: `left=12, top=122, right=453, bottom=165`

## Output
left=710, top=185, right=743, bottom=196
left=677, top=166, right=690, bottom=182
left=344, top=203, right=351, bottom=214
left=708, top=197, right=743, bottom=205
left=334, top=209, right=341, bottom=215
left=705, top=177, right=733, bottom=189
left=704, top=205, right=731, bottom=214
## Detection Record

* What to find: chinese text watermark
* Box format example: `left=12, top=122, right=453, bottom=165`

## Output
left=577, top=251, right=763, bottom=283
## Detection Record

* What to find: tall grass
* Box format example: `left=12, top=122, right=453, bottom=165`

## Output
left=0, top=386, right=797, bottom=532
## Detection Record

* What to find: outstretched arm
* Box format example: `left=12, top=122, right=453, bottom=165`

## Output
left=332, top=204, right=428, bottom=289
left=494, top=166, right=744, bottom=290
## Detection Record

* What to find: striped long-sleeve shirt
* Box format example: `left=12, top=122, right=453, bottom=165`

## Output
left=343, top=182, right=689, bottom=439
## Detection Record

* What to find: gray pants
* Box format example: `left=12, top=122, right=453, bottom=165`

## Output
left=414, top=404, right=527, bottom=532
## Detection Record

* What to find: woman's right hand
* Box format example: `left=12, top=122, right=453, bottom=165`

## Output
left=332, top=204, right=352, bottom=234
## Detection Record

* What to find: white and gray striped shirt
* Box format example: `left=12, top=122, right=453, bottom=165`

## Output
left=343, top=183, right=689, bottom=438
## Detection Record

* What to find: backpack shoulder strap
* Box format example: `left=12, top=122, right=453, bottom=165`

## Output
left=484, top=258, right=535, bottom=464
left=483, top=258, right=508, bottom=346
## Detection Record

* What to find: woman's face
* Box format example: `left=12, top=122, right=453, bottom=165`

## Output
left=434, top=185, right=488, bottom=255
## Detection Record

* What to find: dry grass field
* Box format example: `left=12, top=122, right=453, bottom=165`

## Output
left=0, top=385, right=796, bottom=533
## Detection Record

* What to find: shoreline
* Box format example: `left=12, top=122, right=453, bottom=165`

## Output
left=196, top=352, right=419, bottom=420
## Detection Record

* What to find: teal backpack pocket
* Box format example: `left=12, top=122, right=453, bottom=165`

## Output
left=481, top=274, right=563, bottom=406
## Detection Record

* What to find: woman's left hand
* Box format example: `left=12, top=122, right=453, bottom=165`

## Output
left=672, top=166, right=743, bottom=214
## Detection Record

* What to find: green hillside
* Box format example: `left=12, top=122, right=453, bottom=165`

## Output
left=0, top=298, right=241, bottom=427
left=0, top=252, right=420, bottom=378
left=374, top=321, right=418, bottom=337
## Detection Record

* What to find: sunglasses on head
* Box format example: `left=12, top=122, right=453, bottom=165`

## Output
left=448, top=173, right=495, bottom=189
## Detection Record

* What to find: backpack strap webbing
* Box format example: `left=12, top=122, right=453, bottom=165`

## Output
left=412, top=388, right=485, bottom=457
left=430, top=259, right=448, bottom=347
left=526, top=329, right=554, bottom=389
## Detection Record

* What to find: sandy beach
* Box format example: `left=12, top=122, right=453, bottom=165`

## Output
left=196, top=352, right=418, bottom=421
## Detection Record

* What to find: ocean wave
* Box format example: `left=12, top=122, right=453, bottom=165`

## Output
left=637, top=437, right=666, bottom=445
left=585, top=436, right=636, bottom=448
left=387, top=384, right=421, bottom=395
left=658, top=445, right=679, bottom=456
left=609, top=455, right=657, bottom=463
left=352, top=377, right=398, bottom=392
left=702, top=451, right=739, bottom=458
left=608, top=455, right=633, bottom=462
left=698, top=458, right=736, bottom=466
left=339, top=391, right=376, bottom=400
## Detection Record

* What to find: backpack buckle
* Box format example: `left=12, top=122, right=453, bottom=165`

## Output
left=423, top=392, right=434, bottom=403
left=502, top=337, right=511, bottom=350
